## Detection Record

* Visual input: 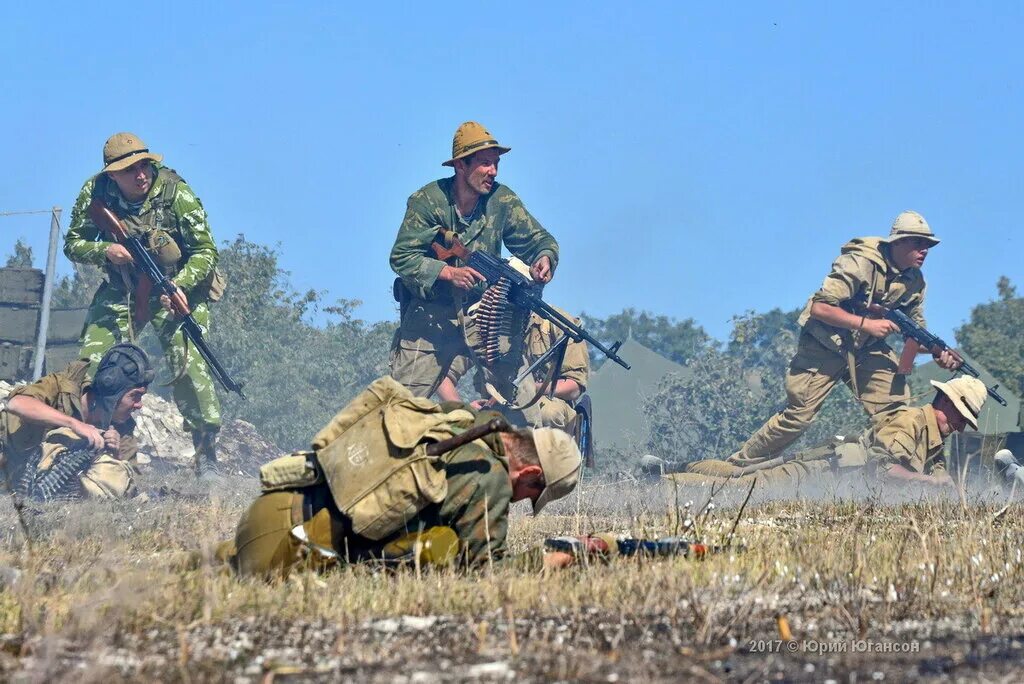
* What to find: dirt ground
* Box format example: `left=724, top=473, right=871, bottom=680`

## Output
left=0, top=467, right=1022, bottom=682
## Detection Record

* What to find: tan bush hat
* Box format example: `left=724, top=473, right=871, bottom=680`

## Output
left=101, top=132, right=162, bottom=173
left=531, top=427, right=582, bottom=514
left=930, top=376, right=987, bottom=430
left=883, top=210, right=940, bottom=246
left=442, top=122, right=510, bottom=167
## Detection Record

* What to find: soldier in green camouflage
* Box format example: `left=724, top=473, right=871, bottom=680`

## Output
left=64, top=133, right=224, bottom=476
left=389, top=122, right=560, bottom=397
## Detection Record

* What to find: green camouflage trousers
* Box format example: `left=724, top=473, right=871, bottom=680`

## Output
left=79, top=282, right=221, bottom=433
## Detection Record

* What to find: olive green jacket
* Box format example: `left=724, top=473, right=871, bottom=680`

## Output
left=390, top=178, right=558, bottom=302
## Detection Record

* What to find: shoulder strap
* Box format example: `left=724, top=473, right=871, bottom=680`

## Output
left=155, top=167, right=184, bottom=207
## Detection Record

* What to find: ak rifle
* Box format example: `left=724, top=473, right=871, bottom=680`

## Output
left=863, top=303, right=1006, bottom=406
left=87, top=200, right=246, bottom=398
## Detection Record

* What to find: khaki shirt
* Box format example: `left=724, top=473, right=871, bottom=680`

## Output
left=867, top=405, right=945, bottom=475
left=525, top=312, right=590, bottom=391
left=447, top=310, right=590, bottom=394
left=0, top=361, right=138, bottom=481
left=798, top=238, right=926, bottom=355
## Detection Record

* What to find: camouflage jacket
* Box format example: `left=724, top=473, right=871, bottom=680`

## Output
left=392, top=409, right=512, bottom=567
left=64, top=164, right=218, bottom=293
left=389, top=177, right=558, bottom=302
left=0, top=361, right=138, bottom=482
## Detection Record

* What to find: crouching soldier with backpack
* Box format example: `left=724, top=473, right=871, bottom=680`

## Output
left=218, top=376, right=583, bottom=577
left=0, top=344, right=154, bottom=500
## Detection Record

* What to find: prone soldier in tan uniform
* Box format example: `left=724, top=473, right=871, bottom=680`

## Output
left=219, top=376, right=582, bottom=577
left=0, top=344, right=154, bottom=499
left=701, top=211, right=961, bottom=474
left=651, top=376, right=987, bottom=491
left=389, top=122, right=559, bottom=398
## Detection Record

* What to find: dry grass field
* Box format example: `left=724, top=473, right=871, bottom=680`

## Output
left=0, top=469, right=1023, bottom=682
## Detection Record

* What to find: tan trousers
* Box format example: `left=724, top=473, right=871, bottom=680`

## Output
left=728, top=334, right=907, bottom=465
left=527, top=396, right=577, bottom=432
left=667, top=458, right=835, bottom=489
left=390, top=298, right=471, bottom=398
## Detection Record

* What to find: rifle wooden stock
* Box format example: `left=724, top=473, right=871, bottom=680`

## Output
left=430, top=231, right=470, bottom=263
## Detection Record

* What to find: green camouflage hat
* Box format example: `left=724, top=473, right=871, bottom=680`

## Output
left=883, top=210, right=940, bottom=246
left=101, top=132, right=163, bottom=173
left=442, top=122, right=510, bottom=167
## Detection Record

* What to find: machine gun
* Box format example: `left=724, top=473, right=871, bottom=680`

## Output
left=862, top=303, right=1007, bottom=406
left=87, top=199, right=245, bottom=398
left=430, top=232, right=631, bottom=370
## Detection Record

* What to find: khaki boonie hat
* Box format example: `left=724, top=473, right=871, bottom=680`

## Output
left=442, top=122, right=510, bottom=167
left=883, top=210, right=940, bottom=246
left=531, top=427, right=582, bottom=514
left=930, top=376, right=987, bottom=430
left=101, top=132, right=163, bottom=173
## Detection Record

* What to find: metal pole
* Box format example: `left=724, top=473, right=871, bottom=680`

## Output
left=32, top=207, right=61, bottom=380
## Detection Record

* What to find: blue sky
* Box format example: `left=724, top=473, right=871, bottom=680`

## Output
left=2, top=2, right=1021, bottom=346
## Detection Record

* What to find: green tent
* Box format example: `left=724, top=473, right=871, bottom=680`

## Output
left=587, top=338, right=690, bottom=452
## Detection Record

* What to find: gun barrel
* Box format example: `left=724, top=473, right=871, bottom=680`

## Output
left=529, top=298, right=631, bottom=369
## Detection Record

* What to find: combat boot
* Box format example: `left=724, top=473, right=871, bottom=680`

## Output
left=192, top=428, right=221, bottom=480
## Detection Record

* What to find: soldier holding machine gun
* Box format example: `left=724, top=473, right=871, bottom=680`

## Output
left=64, top=133, right=237, bottom=477
left=388, top=121, right=560, bottom=398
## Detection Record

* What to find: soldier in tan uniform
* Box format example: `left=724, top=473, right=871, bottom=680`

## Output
left=703, top=211, right=961, bottom=474
left=439, top=301, right=590, bottom=433
left=219, top=377, right=582, bottom=577
left=0, top=344, right=153, bottom=499
left=654, top=376, right=986, bottom=491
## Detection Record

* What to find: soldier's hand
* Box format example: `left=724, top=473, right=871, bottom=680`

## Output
left=542, top=551, right=576, bottom=569
left=105, top=244, right=134, bottom=265
left=160, top=285, right=190, bottom=316
left=861, top=318, right=900, bottom=338
left=530, top=255, right=553, bottom=284
left=70, top=420, right=105, bottom=452
left=934, top=349, right=962, bottom=371
left=439, top=265, right=485, bottom=290
left=470, top=398, right=496, bottom=410
left=102, top=427, right=121, bottom=453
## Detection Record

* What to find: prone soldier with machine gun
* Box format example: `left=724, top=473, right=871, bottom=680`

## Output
left=1, top=344, right=154, bottom=502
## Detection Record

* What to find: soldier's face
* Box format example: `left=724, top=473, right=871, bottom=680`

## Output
left=112, top=386, right=147, bottom=422
left=935, top=395, right=969, bottom=435
left=456, top=149, right=500, bottom=196
left=890, top=237, right=933, bottom=270
left=107, top=160, right=154, bottom=201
